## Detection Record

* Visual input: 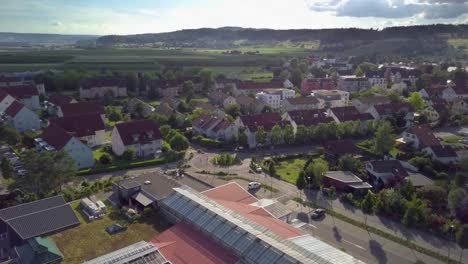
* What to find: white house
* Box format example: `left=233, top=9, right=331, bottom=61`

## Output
left=35, top=124, right=95, bottom=169
left=233, top=80, right=285, bottom=96
left=282, top=97, right=321, bottom=112
left=238, top=112, right=286, bottom=148
left=451, top=98, right=468, bottom=115
left=352, top=96, right=390, bottom=113
left=112, top=119, right=162, bottom=158
left=79, top=76, right=127, bottom=99
left=208, top=91, right=237, bottom=109
left=192, top=115, right=238, bottom=141
left=422, top=145, right=459, bottom=165
left=255, top=89, right=295, bottom=110
left=0, top=84, right=40, bottom=110
left=0, top=92, right=15, bottom=113
left=2, top=100, right=41, bottom=132
left=50, top=114, right=106, bottom=147
left=312, top=90, right=350, bottom=108
left=441, top=86, right=468, bottom=102
left=337, top=76, right=371, bottom=93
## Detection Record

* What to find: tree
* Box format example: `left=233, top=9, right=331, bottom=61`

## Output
left=373, top=122, right=395, bottom=156
left=399, top=180, right=415, bottom=200
left=305, top=158, right=329, bottom=187
left=134, top=102, right=145, bottom=118
left=283, top=125, right=295, bottom=144
left=199, top=69, right=214, bottom=90
left=0, top=124, right=21, bottom=145
left=361, top=191, right=375, bottom=225
left=159, top=125, right=172, bottom=140
left=99, top=153, right=113, bottom=164
left=168, top=133, right=189, bottom=151
left=454, top=174, right=466, bottom=187
left=456, top=225, right=468, bottom=263
left=0, top=157, right=13, bottom=179
left=355, top=63, right=377, bottom=77
left=407, top=92, right=426, bottom=111
left=295, top=125, right=308, bottom=144
left=108, top=108, right=123, bottom=121
left=290, top=68, right=302, bottom=88
left=271, top=125, right=283, bottom=145
left=416, top=185, right=447, bottom=214
left=122, top=148, right=135, bottom=161
left=268, top=162, right=276, bottom=177
left=182, top=81, right=194, bottom=96
left=225, top=104, right=241, bottom=118
left=403, top=198, right=428, bottom=227
left=448, top=187, right=467, bottom=217
left=328, top=186, right=336, bottom=200
left=18, top=150, right=77, bottom=196
left=255, top=127, right=267, bottom=147
left=296, top=171, right=306, bottom=190
left=338, top=154, right=363, bottom=173
left=125, top=72, right=139, bottom=92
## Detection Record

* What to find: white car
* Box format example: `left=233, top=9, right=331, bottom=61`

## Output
left=255, top=167, right=263, bottom=173
left=248, top=182, right=261, bottom=190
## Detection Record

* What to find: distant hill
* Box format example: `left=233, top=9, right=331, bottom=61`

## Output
left=0, top=32, right=100, bottom=45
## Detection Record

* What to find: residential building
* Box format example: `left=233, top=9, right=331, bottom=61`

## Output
left=238, top=112, right=286, bottom=148
left=406, top=173, right=434, bottom=188
left=403, top=125, right=440, bottom=150
left=192, top=115, right=238, bottom=141
left=0, top=196, right=79, bottom=260
left=419, top=87, right=444, bottom=100
left=337, top=75, right=371, bottom=93
left=112, top=119, right=162, bottom=158
left=300, top=78, right=336, bottom=95
left=146, top=79, right=179, bottom=98
left=365, top=160, right=409, bottom=188
left=0, top=92, right=15, bottom=113
left=57, top=101, right=105, bottom=121
left=208, top=91, right=237, bottom=108
left=312, top=89, right=349, bottom=108
left=323, top=171, right=372, bottom=195
left=46, top=94, right=76, bottom=116
left=283, top=109, right=333, bottom=133
left=235, top=95, right=265, bottom=114
left=324, top=140, right=362, bottom=163
left=14, top=237, right=63, bottom=264
left=0, top=76, right=23, bottom=87
left=255, top=88, right=295, bottom=110
left=282, top=96, right=320, bottom=112
left=441, top=85, right=468, bottom=102
left=112, top=172, right=180, bottom=208
left=35, top=124, right=95, bottom=169
left=365, top=69, right=387, bottom=88
left=328, top=106, right=373, bottom=123
left=0, top=84, right=40, bottom=110
left=232, top=80, right=284, bottom=96
left=352, top=96, right=391, bottom=113
left=79, top=76, right=127, bottom=99
left=154, top=103, right=185, bottom=126
left=1, top=101, right=41, bottom=132
left=49, top=114, right=106, bottom=147
left=422, top=145, right=459, bottom=165
left=127, top=98, right=155, bottom=118
left=367, top=102, right=415, bottom=127
left=451, top=98, right=468, bottom=115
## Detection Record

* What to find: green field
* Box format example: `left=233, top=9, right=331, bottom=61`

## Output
left=448, top=38, right=468, bottom=53
left=275, top=158, right=307, bottom=184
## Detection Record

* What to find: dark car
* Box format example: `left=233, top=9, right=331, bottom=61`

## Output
left=105, top=224, right=127, bottom=235
left=310, top=209, right=326, bottom=219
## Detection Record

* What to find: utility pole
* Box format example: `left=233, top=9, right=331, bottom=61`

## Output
left=448, top=225, right=455, bottom=263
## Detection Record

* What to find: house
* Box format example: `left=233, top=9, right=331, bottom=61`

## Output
left=365, top=69, right=387, bottom=88
left=235, top=95, right=265, bottom=114
left=367, top=102, right=414, bottom=127
left=255, top=89, right=295, bottom=110
left=79, top=76, right=127, bottom=99
left=441, top=85, right=468, bottom=102
left=232, top=80, right=285, bottom=96
left=1, top=101, right=41, bottom=132
left=112, top=119, right=162, bottom=158
left=146, top=79, right=179, bottom=98
left=208, top=91, right=237, bottom=109
left=0, top=76, right=23, bottom=87
left=282, top=96, right=320, bottom=112
left=249, top=198, right=293, bottom=222
left=365, top=160, right=409, bottom=188
left=192, top=115, right=238, bottom=141
left=406, top=173, right=434, bottom=188
left=127, top=98, right=155, bottom=118
left=423, top=145, right=459, bottom=165
left=323, top=171, right=372, bottom=195
left=35, top=124, right=95, bottom=169
left=421, top=104, right=444, bottom=125
left=0, top=92, right=15, bottom=113
left=283, top=109, right=333, bottom=133
left=451, top=98, right=468, bottom=115
left=419, top=87, right=444, bottom=100
left=46, top=94, right=76, bottom=116
left=337, top=75, right=371, bottom=93
left=49, top=114, right=106, bottom=147
left=403, top=125, right=440, bottom=150
left=238, top=112, right=286, bottom=148
left=14, top=237, right=63, bottom=264
left=300, top=78, right=336, bottom=95
left=154, top=103, right=185, bottom=126
left=57, top=101, right=105, bottom=121
left=324, top=140, right=361, bottom=163
left=328, top=106, right=373, bottom=123
left=112, top=172, right=180, bottom=208
left=0, top=196, right=79, bottom=260
left=352, top=96, right=391, bottom=113
left=0, top=84, right=40, bottom=110
left=312, top=89, right=349, bottom=108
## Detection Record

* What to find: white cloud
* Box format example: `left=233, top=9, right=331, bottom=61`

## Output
left=52, top=21, right=62, bottom=26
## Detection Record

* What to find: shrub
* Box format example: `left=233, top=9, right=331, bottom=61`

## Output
left=99, top=153, right=113, bottom=164
left=212, top=153, right=238, bottom=166
left=122, top=148, right=135, bottom=161
left=192, top=135, right=224, bottom=148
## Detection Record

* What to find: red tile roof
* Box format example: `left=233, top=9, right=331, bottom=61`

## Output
left=151, top=223, right=238, bottom=264
left=115, top=119, right=162, bottom=146
left=240, top=112, right=284, bottom=131
left=39, top=124, right=72, bottom=150
left=80, top=76, right=126, bottom=90
left=49, top=114, right=105, bottom=137
left=203, top=182, right=304, bottom=239
left=287, top=109, right=333, bottom=126
left=407, top=125, right=439, bottom=148
left=374, top=102, right=414, bottom=116
left=0, top=84, right=38, bottom=99
left=60, top=101, right=104, bottom=117
left=0, top=91, right=9, bottom=102
left=5, top=101, right=24, bottom=117
left=430, top=145, right=457, bottom=158
left=48, top=95, right=75, bottom=106
left=301, top=78, right=336, bottom=95
left=237, top=80, right=283, bottom=90
left=330, top=106, right=373, bottom=122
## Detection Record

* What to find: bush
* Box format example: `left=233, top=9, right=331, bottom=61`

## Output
left=192, top=135, right=224, bottom=148
left=212, top=153, right=238, bottom=166
left=122, top=148, right=135, bottom=161
left=99, top=153, right=113, bottom=164
left=162, top=140, right=172, bottom=152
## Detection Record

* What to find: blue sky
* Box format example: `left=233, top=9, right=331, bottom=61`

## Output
left=1, top=0, right=466, bottom=35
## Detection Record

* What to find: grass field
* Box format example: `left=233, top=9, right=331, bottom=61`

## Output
left=51, top=201, right=168, bottom=263
left=275, top=158, right=307, bottom=184
left=448, top=38, right=468, bottom=53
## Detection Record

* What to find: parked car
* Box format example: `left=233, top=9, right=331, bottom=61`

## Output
left=310, top=208, right=326, bottom=219
left=248, top=182, right=261, bottom=190
left=15, top=169, right=26, bottom=176
left=106, top=224, right=127, bottom=235
left=255, top=167, right=263, bottom=173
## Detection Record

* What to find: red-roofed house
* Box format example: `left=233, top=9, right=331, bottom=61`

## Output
left=49, top=114, right=106, bottom=147
left=282, top=109, right=333, bottom=133
left=2, top=101, right=41, bottom=132
left=46, top=95, right=77, bottom=115
left=35, top=124, right=94, bottom=169
left=0, top=75, right=23, bottom=87
left=238, top=112, right=287, bottom=148
left=328, top=106, right=373, bottom=123
left=151, top=223, right=238, bottom=264
left=232, top=80, right=285, bottom=96
left=0, top=84, right=40, bottom=110
left=403, top=125, right=440, bottom=150
left=192, top=115, right=238, bottom=141
left=0, top=92, right=15, bottom=113
left=441, top=85, right=468, bottom=102
left=58, top=101, right=105, bottom=121
left=367, top=102, right=414, bottom=127
left=112, top=119, right=162, bottom=158
left=79, top=76, right=127, bottom=99
left=300, top=78, right=336, bottom=95
left=366, top=160, right=409, bottom=188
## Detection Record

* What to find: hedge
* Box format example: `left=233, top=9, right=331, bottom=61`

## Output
left=192, top=135, right=225, bottom=148
left=77, top=152, right=184, bottom=176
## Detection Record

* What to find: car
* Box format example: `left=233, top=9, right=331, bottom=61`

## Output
left=310, top=208, right=326, bottom=219
left=105, top=224, right=127, bottom=235
left=248, top=182, right=261, bottom=190
left=15, top=169, right=26, bottom=176
left=255, top=167, right=263, bottom=173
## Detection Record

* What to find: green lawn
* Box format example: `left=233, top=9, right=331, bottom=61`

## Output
left=51, top=201, right=169, bottom=264
left=275, top=158, right=307, bottom=184
left=441, top=135, right=465, bottom=150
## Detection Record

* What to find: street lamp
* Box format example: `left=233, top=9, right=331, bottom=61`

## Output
left=307, top=176, right=311, bottom=214
left=448, top=225, right=455, bottom=263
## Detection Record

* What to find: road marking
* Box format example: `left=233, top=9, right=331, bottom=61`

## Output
left=343, top=239, right=365, bottom=250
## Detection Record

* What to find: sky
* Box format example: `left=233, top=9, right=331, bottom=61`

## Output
left=0, top=0, right=467, bottom=35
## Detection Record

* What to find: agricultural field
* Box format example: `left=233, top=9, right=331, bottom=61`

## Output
left=447, top=38, right=468, bottom=53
